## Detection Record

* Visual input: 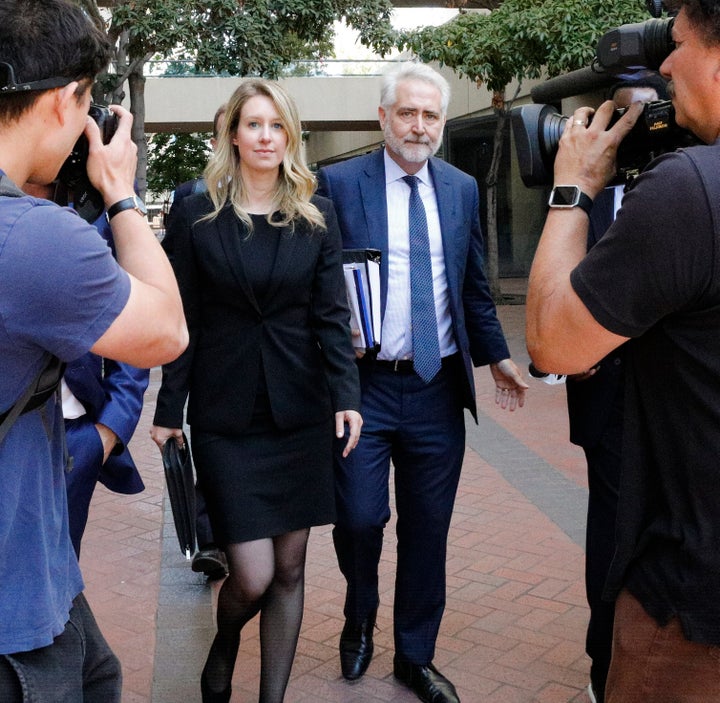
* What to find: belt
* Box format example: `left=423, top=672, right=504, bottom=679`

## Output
left=374, top=358, right=415, bottom=373
left=373, top=354, right=458, bottom=375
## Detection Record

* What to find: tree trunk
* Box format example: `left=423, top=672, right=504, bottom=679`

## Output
left=97, top=28, right=149, bottom=201
left=128, top=67, right=148, bottom=200
left=484, top=84, right=521, bottom=302
left=484, top=89, right=505, bottom=300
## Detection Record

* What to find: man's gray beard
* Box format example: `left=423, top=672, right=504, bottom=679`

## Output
left=384, top=126, right=441, bottom=164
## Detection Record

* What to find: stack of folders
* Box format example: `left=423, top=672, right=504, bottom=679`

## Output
left=343, top=248, right=381, bottom=353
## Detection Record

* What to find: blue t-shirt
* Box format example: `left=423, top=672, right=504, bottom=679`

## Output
left=0, top=182, right=130, bottom=654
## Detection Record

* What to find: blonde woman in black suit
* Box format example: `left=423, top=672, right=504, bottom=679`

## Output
left=151, top=79, right=362, bottom=703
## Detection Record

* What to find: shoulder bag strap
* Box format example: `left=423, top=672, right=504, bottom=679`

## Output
left=0, top=352, right=58, bottom=445
left=0, top=177, right=65, bottom=445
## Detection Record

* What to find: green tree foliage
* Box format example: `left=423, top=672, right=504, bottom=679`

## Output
left=76, top=1, right=398, bottom=198
left=400, top=0, right=649, bottom=92
left=146, top=132, right=211, bottom=201
left=399, top=0, right=651, bottom=294
left=188, top=0, right=397, bottom=78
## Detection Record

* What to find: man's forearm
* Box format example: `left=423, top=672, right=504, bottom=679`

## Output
left=110, top=210, right=180, bottom=305
left=526, top=210, right=593, bottom=372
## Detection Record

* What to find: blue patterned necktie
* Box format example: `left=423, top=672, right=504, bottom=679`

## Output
left=403, top=175, right=441, bottom=383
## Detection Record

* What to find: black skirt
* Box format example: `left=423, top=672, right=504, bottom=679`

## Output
left=190, top=419, right=336, bottom=545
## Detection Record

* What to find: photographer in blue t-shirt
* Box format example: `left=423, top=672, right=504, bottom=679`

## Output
left=0, top=1, right=187, bottom=701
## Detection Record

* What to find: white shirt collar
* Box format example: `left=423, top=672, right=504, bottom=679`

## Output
left=383, top=149, right=431, bottom=189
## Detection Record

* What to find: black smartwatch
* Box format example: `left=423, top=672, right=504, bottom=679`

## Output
left=548, top=185, right=593, bottom=216
left=106, top=195, right=147, bottom=221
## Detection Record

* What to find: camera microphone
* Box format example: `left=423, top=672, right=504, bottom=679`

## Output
left=530, top=66, right=616, bottom=105
left=530, top=17, right=674, bottom=105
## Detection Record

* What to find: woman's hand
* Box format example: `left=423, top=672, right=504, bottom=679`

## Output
left=150, top=425, right=184, bottom=451
left=335, top=410, right=363, bottom=457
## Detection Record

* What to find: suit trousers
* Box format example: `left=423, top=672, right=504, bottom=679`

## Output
left=332, top=358, right=466, bottom=664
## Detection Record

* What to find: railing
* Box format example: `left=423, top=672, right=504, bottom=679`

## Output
left=143, top=58, right=401, bottom=78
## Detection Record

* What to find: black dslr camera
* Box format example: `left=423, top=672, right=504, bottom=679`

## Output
left=510, top=1, right=700, bottom=188
left=57, top=104, right=118, bottom=222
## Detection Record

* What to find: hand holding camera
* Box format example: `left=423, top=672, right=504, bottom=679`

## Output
left=553, top=100, right=644, bottom=199
left=57, top=103, right=139, bottom=222
left=83, top=103, right=137, bottom=208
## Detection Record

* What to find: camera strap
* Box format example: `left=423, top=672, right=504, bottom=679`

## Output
left=0, top=174, right=65, bottom=445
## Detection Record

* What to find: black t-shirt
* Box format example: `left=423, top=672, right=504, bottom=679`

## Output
left=571, top=141, right=720, bottom=645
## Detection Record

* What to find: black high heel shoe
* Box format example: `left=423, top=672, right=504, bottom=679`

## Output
left=201, top=665, right=232, bottom=703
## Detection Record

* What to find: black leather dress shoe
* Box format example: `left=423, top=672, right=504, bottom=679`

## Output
left=393, top=656, right=461, bottom=703
left=192, top=547, right=228, bottom=580
left=339, top=609, right=377, bottom=680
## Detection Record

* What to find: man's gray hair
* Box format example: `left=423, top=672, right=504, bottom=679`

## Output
left=380, top=61, right=451, bottom=115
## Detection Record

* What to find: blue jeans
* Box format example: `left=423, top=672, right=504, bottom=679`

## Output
left=0, top=593, right=121, bottom=702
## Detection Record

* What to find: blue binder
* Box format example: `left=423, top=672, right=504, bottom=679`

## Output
left=342, top=248, right=381, bottom=352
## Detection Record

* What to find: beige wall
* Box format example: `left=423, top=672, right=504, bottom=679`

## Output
left=141, top=66, right=511, bottom=163
left=143, top=68, right=494, bottom=127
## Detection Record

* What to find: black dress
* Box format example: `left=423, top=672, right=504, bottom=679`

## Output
left=191, top=215, right=336, bottom=545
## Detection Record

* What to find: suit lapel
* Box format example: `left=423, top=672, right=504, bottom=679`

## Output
left=359, top=151, right=390, bottom=314
left=214, top=207, right=300, bottom=311
left=428, top=158, right=462, bottom=300
left=214, top=206, right=261, bottom=314
left=429, top=158, right=457, bottom=252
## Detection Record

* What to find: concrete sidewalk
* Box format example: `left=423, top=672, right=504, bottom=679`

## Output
left=81, top=283, right=594, bottom=703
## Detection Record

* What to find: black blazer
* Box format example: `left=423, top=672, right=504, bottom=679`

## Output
left=566, top=187, right=625, bottom=447
left=153, top=193, right=360, bottom=435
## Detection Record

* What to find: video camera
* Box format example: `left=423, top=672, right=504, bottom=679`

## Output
left=511, top=0, right=700, bottom=188
left=57, top=104, right=118, bottom=222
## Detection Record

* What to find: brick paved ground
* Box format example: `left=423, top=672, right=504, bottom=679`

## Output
left=80, top=282, right=596, bottom=703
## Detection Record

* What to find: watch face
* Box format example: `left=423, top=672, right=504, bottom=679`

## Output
left=550, top=186, right=580, bottom=207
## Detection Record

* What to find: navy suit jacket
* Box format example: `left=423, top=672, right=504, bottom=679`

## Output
left=63, top=215, right=149, bottom=494
left=317, top=149, right=510, bottom=420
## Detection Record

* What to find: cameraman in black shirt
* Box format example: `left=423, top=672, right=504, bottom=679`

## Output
left=527, top=1, right=720, bottom=700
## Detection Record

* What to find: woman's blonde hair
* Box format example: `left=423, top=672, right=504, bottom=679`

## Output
left=203, top=78, right=324, bottom=231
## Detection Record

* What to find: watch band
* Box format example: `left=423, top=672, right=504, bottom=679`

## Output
left=572, top=191, right=594, bottom=216
left=107, top=196, right=146, bottom=221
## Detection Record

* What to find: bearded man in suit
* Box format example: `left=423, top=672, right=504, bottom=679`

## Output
left=317, top=61, right=527, bottom=703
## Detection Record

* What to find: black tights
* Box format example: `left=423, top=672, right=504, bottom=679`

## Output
left=203, top=528, right=310, bottom=703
